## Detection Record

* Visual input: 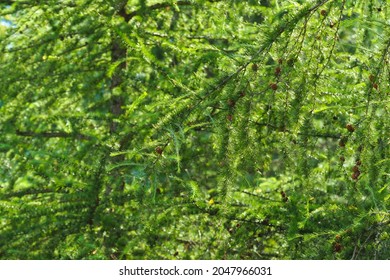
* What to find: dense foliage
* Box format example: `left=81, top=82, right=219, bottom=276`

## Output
left=0, top=0, right=389, bottom=259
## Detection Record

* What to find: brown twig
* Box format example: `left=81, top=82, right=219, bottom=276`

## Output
left=15, top=130, right=92, bottom=140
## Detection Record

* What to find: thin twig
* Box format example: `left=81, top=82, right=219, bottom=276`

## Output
left=15, top=130, right=92, bottom=140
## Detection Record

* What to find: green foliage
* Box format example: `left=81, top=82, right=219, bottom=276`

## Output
left=0, top=0, right=389, bottom=259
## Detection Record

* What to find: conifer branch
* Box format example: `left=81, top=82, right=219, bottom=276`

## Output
left=125, top=0, right=224, bottom=21
left=126, top=1, right=192, bottom=21
left=1, top=188, right=64, bottom=199
left=238, top=190, right=282, bottom=203
left=252, top=121, right=341, bottom=139
left=180, top=0, right=332, bottom=122
left=15, top=130, right=92, bottom=140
